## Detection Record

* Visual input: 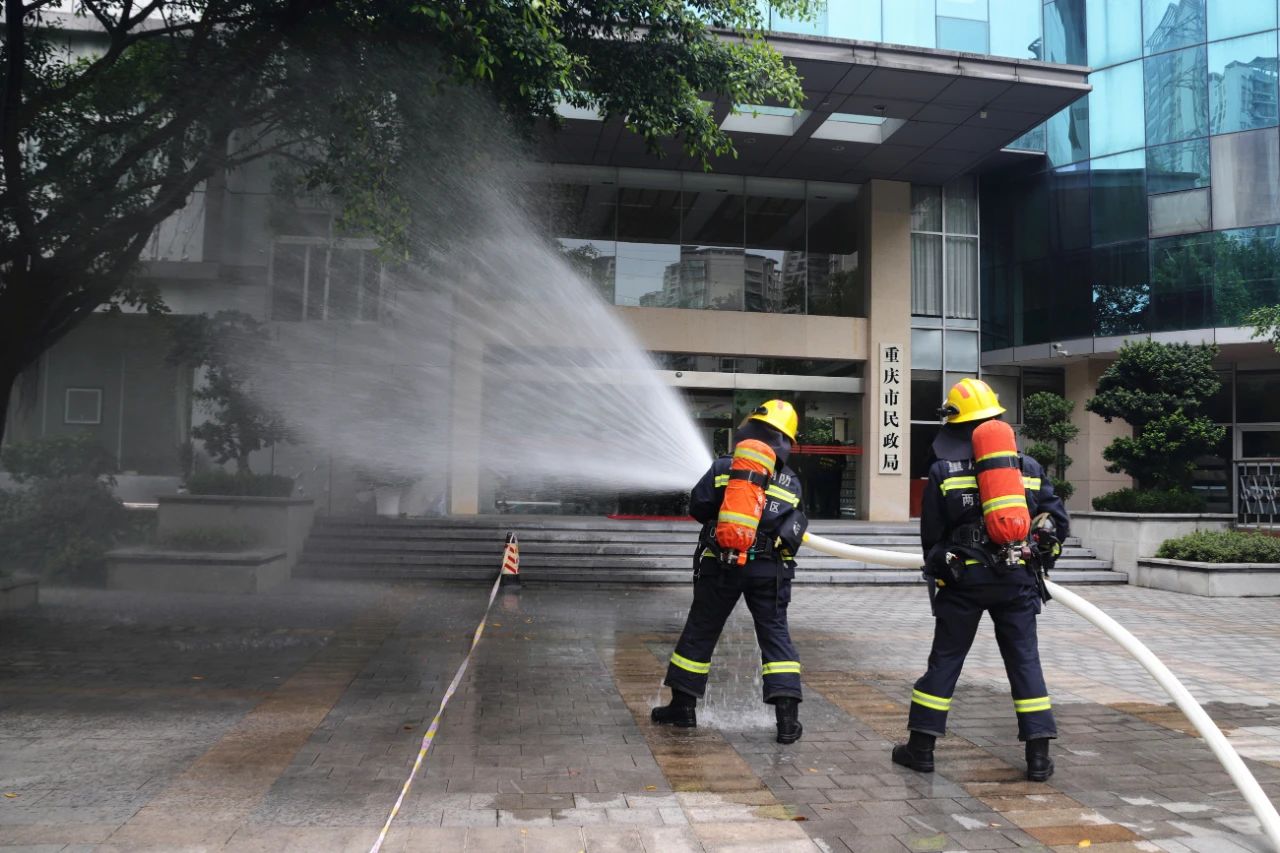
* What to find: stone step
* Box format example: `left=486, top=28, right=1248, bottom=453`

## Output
left=305, top=532, right=931, bottom=545
left=296, top=535, right=1090, bottom=555
left=306, top=523, right=1083, bottom=550
left=297, top=515, right=1114, bottom=585
left=298, top=561, right=1129, bottom=586
left=296, top=552, right=1112, bottom=572
left=309, top=516, right=924, bottom=536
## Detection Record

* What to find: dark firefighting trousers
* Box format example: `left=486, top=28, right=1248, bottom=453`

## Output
left=908, top=583, right=1056, bottom=742
left=664, top=567, right=801, bottom=703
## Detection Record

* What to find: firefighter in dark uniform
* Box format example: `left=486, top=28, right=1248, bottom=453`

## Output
left=651, top=400, right=810, bottom=744
left=892, top=378, right=1069, bottom=782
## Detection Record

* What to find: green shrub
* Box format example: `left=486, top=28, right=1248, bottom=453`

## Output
left=1156, top=530, right=1280, bottom=563
left=159, top=526, right=261, bottom=551
left=0, top=476, right=131, bottom=580
left=1049, top=476, right=1075, bottom=502
left=186, top=470, right=294, bottom=497
left=1084, top=341, right=1225, bottom=490
left=1, top=434, right=116, bottom=483
left=1021, top=392, right=1079, bottom=499
left=1092, top=488, right=1206, bottom=513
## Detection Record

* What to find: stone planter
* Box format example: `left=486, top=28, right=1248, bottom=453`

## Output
left=157, top=496, right=315, bottom=572
left=0, top=575, right=39, bottom=611
left=1135, top=558, right=1280, bottom=597
left=106, top=548, right=289, bottom=594
left=1070, top=512, right=1234, bottom=575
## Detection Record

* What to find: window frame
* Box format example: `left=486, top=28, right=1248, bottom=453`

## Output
left=64, top=387, right=103, bottom=426
left=269, top=237, right=384, bottom=323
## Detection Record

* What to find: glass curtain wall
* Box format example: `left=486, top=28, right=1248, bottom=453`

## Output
left=910, top=177, right=982, bottom=481
left=755, top=0, right=1044, bottom=60
left=982, top=0, right=1280, bottom=348
left=542, top=166, right=863, bottom=317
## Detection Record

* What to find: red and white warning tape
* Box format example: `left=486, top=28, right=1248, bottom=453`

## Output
left=368, top=533, right=518, bottom=853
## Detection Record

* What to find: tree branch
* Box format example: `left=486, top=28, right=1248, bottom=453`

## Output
left=3, top=0, right=38, bottom=254
left=80, top=0, right=121, bottom=34
left=14, top=5, right=255, bottom=130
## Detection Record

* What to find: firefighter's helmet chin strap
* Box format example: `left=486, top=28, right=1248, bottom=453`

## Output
left=937, top=403, right=960, bottom=421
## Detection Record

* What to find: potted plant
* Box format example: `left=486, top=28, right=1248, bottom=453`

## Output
left=157, top=312, right=314, bottom=570
left=356, top=467, right=415, bottom=517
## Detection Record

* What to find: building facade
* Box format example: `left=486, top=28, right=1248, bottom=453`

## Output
left=5, top=2, right=1278, bottom=520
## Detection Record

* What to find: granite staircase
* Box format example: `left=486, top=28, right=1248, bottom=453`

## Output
left=297, top=516, right=1128, bottom=585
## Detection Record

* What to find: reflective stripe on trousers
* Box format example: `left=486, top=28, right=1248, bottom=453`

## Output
left=665, top=570, right=802, bottom=703
left=907, top=584, right=1056, bottom=742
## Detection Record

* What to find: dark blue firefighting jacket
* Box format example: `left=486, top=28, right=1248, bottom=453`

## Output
left=920, top=452, right=1069, bottom=587
left=689, top=423, right=809, bottom=579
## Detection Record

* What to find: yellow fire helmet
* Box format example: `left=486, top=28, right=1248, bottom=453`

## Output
left=746, top=399, right=800, bottom=442
left=939, top=377, right=1006, bottom=424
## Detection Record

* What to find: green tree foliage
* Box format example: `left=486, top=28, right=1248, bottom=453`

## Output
left=0, top=0, right=816, bottom=446
left=1, top=433, right=116, bottom=483
left=1247, top=304, right=1280, bottom=353
left=1092, top=279, right=1150, bottom=337
left=1020, top=392, right=1079, bottom=501
left=167, top=311, right=296, bottom=474
left=0, top=435, right=130, bottom=580
left=1084, top=341, right=1226, bottom=491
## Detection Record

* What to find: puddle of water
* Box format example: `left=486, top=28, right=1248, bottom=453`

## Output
left=1160, top=802, right=1217, bottom=815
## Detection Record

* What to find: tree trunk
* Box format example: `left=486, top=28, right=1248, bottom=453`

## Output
left=0, top=359, right=19, bottom=453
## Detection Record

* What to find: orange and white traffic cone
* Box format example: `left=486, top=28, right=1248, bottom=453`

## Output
left=500, top=531, right=521, bottom=588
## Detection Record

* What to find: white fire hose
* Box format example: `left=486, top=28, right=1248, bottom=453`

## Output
left=802, top=532, right=1280, bottom=851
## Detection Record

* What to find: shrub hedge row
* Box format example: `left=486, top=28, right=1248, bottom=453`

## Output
left=1155, top=530, right=1280, bottom=564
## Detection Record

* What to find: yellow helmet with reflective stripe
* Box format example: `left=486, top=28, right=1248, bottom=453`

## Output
left=939, top=378, right=1005, bottom=424
left=745, top=399, right=799, bottom=442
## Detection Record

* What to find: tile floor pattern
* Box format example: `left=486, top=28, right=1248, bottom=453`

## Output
left=1, top=581, right=1278, bottom=852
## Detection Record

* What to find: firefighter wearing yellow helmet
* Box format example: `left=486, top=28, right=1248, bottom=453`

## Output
left=892, top=378, right=1069, bottom=783
left=745, top=398, right=800, bottom=442
left=652, top=399, right=809, bottom=744
left=940, top=377, right=1007, bottom=423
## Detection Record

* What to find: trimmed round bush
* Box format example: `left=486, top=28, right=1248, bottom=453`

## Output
left=1155, top=530, right=1280, bottom=564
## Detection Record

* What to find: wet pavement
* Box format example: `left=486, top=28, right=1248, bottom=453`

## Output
left=2, top=580, right=1279, bottom=852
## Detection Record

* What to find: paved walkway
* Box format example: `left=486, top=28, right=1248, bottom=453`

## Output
left=2, top=580, right=1278, bottom=852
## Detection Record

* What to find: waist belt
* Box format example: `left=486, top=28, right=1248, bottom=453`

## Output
left=943, top=523, right=1026, bottom=579
left=701, top=526, right=778, bottom=561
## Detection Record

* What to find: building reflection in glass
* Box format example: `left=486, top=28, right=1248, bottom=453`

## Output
left=539, top=166, right=863, bottom=318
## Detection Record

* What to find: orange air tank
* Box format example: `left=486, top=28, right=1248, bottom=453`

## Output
left=971, top=419, right=1030, bottom=545
left=716, top=439, right=777, bottom=565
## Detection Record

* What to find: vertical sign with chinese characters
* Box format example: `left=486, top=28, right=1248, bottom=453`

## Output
left=878, top=343, right=904, bottom=475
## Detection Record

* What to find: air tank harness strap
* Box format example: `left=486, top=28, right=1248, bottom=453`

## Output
left=728, top=469, right=771, bottom=488
left=974, top=454, right=1021, bottom=473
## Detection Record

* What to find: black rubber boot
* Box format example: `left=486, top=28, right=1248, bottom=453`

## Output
left=891, top=731, right=936, bottom=773
left=651, top=689, right=697, bottom=728
left=774, top=697, right=803, bottom=744
left=1026, top=737, right=1054, bottom=782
